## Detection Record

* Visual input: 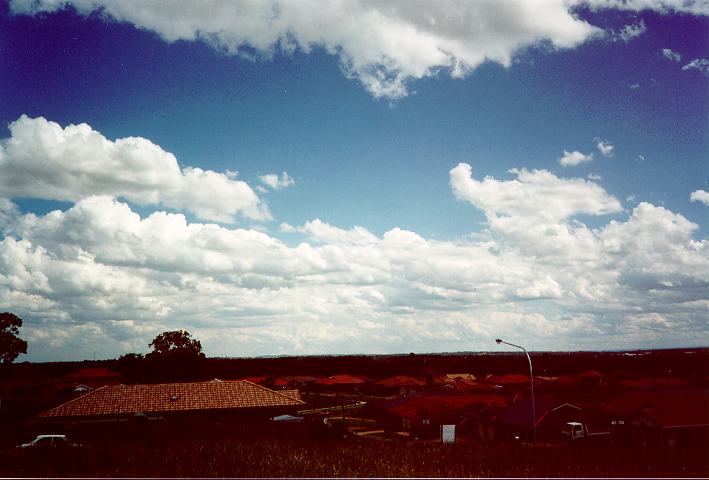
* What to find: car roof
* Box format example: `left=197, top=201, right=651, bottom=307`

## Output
left=36, top=434, right=67, bottom=439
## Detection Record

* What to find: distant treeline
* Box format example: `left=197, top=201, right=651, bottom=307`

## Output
left=2, top=348, right=708, bottom=384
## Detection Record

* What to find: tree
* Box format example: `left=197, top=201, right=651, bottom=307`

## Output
left=0, top=312, right=28, bottom=364
left=147, top=330, right=204, bottom=360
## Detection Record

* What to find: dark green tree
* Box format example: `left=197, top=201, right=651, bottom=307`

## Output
left=0, top=312, right=28, bottom=364
left=147, top=330, right=204, bottom=360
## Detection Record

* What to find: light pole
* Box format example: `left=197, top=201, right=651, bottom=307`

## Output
left=496, top=338, right=536, bottom=445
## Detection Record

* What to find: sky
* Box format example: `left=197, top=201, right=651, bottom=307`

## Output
left=0, top=0, right=707, bottom=362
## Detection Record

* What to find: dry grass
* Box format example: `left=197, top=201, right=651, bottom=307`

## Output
left=1, top=436, right=707, bottom=477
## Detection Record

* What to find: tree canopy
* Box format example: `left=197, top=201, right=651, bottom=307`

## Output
left=147, top=330, right=204, bottom=360
left=0, top=312, right=28, bottom=364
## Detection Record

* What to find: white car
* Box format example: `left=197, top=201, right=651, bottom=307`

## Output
left=16, top=434, right=80, bottom=449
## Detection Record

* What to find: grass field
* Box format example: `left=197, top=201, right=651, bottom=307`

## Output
left=1, top=436, right=707, bottom=477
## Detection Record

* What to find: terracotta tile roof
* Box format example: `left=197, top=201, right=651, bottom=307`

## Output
left=39, top=380, right=304, bottom=419
left=272, top=376, right=318, bottom=387
left=603, top=390, right=709, bottom=428
left=446, top=378, right=502, bottom=393
left=238, top=376, right=270, bottom=384
left=445, top=373, right=477, bottom=381
left=619, top=377, right=688, bottom=389
left=279, top=389, right=303, bottom=402
left=485, top=374, right=532, bottom=385
left=374, top=376, right=428, bottom=387
left=314, top=374, right=368, bottom=385
left=386, top=393, right=507, bottom=421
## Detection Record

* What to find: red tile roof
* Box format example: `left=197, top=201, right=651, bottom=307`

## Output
left=279, top=389, right=303, bottom=402
left=619, top=378, right=688, bottom=389
left=446, top=378, right=501, bottom=393
left=272, top=376, right=319, bottom=387
left=387, top=393, right=507, bottom=421
left=603, top=390, right=709, bottom=428
left=39, top=380, right=304, bottom=419
left=314, top=374, right=368, bottom=385
left=238, top=376, right=270, bottom=384
left=485, top=374, right=532, bottom=385
left=374, top=376, right=428, bottom=387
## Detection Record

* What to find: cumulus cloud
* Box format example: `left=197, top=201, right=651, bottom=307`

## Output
left=259, top=172, right=295, bottom=190
left=596, top=139, right=614, bottom=158
left=682, top=58, right=709, bottom=77
left=690, top=189, right=709, bottom=205
left=449, top=163, right=622, bottom=228
left=1, top=164, right=707, bottom=360
left=558, top=150, right=594, bottom=166
left=0, top=115, right=269, bottom=223
left=10, top=0, right=601, bottom=100
left=661, top=48, right=682, bottom=62
left=280, top=219, right=378, bottom=245
left=579, top=0, right=709, bottom=15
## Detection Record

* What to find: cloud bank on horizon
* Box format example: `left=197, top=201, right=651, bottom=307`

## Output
left=2, top=1, right=708, bottom=360
left=0, top=116, right=707, bottom=360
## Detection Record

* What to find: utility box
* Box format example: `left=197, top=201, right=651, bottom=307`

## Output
left=441, top=424, right=456, bottom=443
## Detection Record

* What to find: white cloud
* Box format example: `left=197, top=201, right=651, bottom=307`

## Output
left=559, top=149, right=594, bottom=166
left=629, top=83, right=641, bottom=89
left=2, top=165, right=707, bottom=360
left=588, top=173, right=602, bottom=181
left=579, top=0, right=709, bottom=15
left=259, top=172, right=295, bottom=190
left=613, top=20, right=647, bottom=43
left=0, top=115, right=269, bottom=223
left=10, top=0, right=601, bottom=100
left=449, top=163, right=622, bottom=226
left=682, top=58, right=709, bottom=77
left=280, top=219, right=379, bottom=245
left=661, top=48, right=682, bottom=62
left=690, top=189, right=709, bottom=205
left=595, top=139, right=614, bottom=158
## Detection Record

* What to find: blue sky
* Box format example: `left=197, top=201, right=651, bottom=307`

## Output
left=0, top=0, right=707, bottom=361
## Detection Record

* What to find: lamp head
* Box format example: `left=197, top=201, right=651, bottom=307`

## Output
left=495, top=339, right=502, bottom=344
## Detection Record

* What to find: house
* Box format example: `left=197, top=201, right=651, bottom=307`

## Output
left=37, top=380, right=305, bottom=439
left=602, top=389, right=709, bottom=447
left=272, top=376, right=320, bottom=390
left=445, top=373, right=477, bottom=382
left=619, top=377, right=688, bottom=391
left=445, top=377, right=502, bottom=394
left=373, top=375, right=428, bottom=396
left=63, top=367, right=122, bottom=390
left=381, top=389, right=506, bottom=439
left=497, top=398, right=584, bottom=442
left=418, top=368, right=446, bottom=386
left=485, top=373, right=533, bottom=386
left=577, top=369, right=605, bottom=386
left=312, top=375, right=370, bottom=394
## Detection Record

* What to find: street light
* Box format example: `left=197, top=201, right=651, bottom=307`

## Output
left=496, top=338, right=536, bottom=445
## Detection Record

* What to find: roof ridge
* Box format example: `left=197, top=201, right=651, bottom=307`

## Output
left=38, top=384, right=113, bottom=417
left=241, top=380, right=305, bottom=405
